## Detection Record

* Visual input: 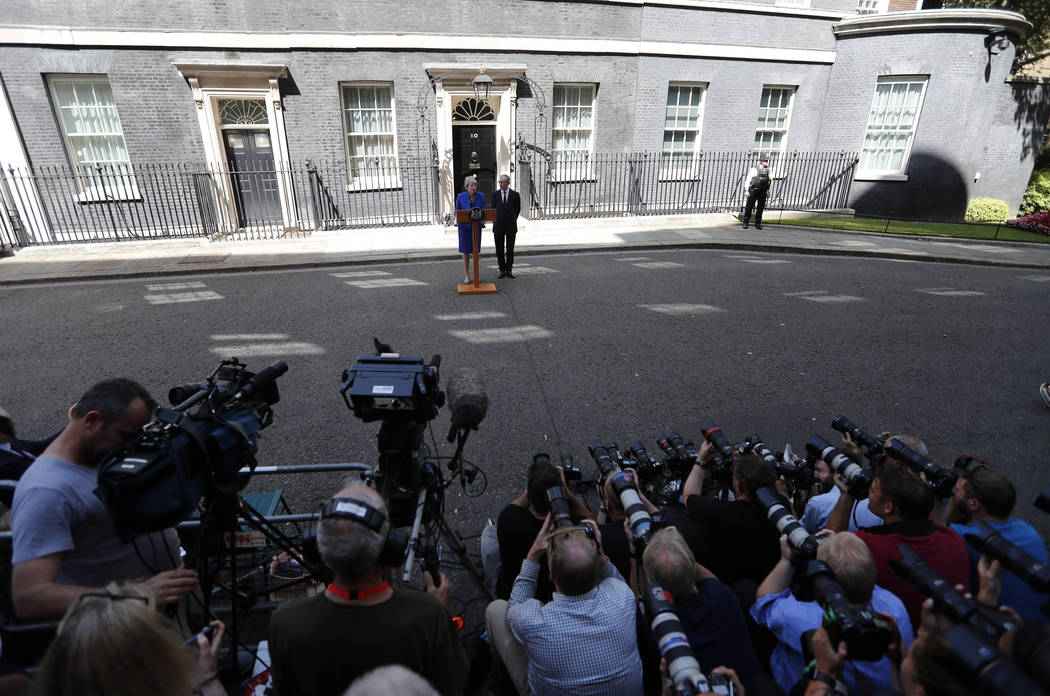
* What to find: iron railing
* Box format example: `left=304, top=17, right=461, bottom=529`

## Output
left=519, top=150, right=859, bottom=219
left=0, top=160, right=442, bottom=246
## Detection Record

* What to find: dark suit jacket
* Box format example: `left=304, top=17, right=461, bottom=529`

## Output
left=0, top=432, right=58, bottom=506
left=491, top=188, right=521, bottom=234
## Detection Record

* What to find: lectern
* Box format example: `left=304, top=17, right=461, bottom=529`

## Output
left=457, top=207, right=498, bottom=295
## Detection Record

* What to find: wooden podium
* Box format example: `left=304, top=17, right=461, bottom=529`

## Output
left=457, top=207, right=498, bottom=295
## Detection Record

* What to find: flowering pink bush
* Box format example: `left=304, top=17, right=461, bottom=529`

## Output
left=1006, top=211, right=1050, bottom=236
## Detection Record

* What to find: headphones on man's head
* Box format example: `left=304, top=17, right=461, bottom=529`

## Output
left=319, top=497, right=409, bottom=567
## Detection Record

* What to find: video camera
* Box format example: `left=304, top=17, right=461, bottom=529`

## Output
left=641, top=583, right=734, bottom=695
left=589, top=439, right=655, bottom=551
left=340, top=340, right=446, bottom=527
left=806, top=434, right=872, bottom=500
left=890, top=544, right=1020, bottom=641
left=96, top=358, right=287, bottom=540
left=803, top=559, right=895, bottom=661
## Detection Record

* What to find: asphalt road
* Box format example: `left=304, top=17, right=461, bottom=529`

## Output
left=2, top=248, right=1048, bottom=602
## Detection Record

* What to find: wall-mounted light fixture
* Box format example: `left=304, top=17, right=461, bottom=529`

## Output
left=471, top=69, right=493, bottom=101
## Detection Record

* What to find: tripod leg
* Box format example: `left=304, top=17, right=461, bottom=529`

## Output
left=440, top=514, right=495, bottom=601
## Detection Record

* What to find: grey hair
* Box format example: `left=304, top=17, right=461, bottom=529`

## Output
left=463, top=176, right=478, bottom=188
left=498, top=173, right=510, bottom=183
left=642, top=528, right=697, bottom=603
left=343, top=665, right=440, bottom=696
left=816, top=532, right=877, bottom=604
left=316, top=484, right=387, bottom=580
left=891, top=434, right=928, bottom=457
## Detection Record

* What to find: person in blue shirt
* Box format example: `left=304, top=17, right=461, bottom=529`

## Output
left=455, top=175, right=486, bottom=284
left=751, top=530, right=914, bottom=694
left=947, top=461, right=1049, bottom=620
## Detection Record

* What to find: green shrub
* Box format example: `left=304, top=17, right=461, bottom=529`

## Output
left=965, top=197, right=1009, bottom=223
left=1019, top=168, right=1050, bottom=217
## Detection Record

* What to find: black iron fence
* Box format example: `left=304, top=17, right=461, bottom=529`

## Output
left=519, top=150, right=859, bottom=219
left=1, top=151, right=859, bottom=247
left=0, top=160, right=442, bottom=247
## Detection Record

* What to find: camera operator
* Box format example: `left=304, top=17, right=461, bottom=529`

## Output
left=638, top=526, right=765, bottom=685
left=946, top=463, right=1049, bottom=620
left=491, top=454, right=592, bottom=601
left=0, top=405, right=58, bottom=509
left=825, top=433, right=929, bottom=532
left=799, top=458, right=836, bottom=534
left=268, top=482, right=469, bottom=696
left=486, top=516, right=642, bottom=695
left=599, top=466, right=659, bottom=581
left=10, top=378, right=196, bottom=621
left=683, top=442, right=781, bottom=585
left=826, top=465, right=969, bottom=629
left=751, top=531, right=913, bottom=694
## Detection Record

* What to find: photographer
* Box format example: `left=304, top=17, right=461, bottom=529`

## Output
left=751, top=532, right=913, bottom=694
left=946, top=463, right=1049, bottom=620
left=828, top=433, right=929, bottom=532
left=639, top=527, right=764, bottom=683
left=487, top=516, right=642, bottom=695
left=683, top=443, right=781, bottom=585
left=600, top=465, right=659, bottom=581
left=11, top=378, right=195, bottom=621
left=826, top=465, right=969, bottom=628
left=0, top=405, right=58, bottom=508
left=491, top=454, right=592, bottom=601
left=268, top=482, right=468, bottom=696
left=800, top=458, right=836, bottom=534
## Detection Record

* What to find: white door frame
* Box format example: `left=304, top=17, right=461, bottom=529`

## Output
left=173, top=62, right=296, bottom=231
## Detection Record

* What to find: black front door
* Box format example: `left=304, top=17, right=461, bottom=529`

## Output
left=453, top=125, right=497, bottom=200
left=222, top=129, right=281, bottom=227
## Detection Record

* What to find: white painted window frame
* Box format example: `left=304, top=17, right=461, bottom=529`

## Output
left=660, top=82, right=708, bottom=181
left=754, top=85, right=796, bottom=156
left=339, top=82, right=402, bottom=191
left=855, top=75, right=929, bottom=181
left=552, top=83, right=597, bottom=181
left=47, top=74, right=139, bottom=202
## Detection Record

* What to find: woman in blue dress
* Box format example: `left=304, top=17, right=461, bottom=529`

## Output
left=456, top=175, right=486, bottom=284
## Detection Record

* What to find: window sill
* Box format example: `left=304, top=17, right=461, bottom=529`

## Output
left=76, top=188, right=142, bottom=203
left=854, top=172, right=908, bottom=182
left=345, top=180, right=403, bottom=193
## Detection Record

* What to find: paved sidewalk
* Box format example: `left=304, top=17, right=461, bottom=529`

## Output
left=2, top=212, right=1050, bottom=285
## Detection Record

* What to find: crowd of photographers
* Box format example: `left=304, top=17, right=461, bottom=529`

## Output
left=2, top=374, right=1050, bottom=696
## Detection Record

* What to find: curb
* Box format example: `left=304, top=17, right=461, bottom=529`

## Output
left=2, top=237, right=1049, bottom=287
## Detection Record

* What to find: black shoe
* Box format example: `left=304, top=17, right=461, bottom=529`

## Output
left=506, top=271, right=515, bottom=279
left=755, top=224, right=763, bottom=230
left=742, top=223, right=748, bottom=229
left=497, top=271, right=507, bottom=279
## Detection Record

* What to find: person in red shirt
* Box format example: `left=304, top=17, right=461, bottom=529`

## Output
left=826, top=464, right=970, bottom=628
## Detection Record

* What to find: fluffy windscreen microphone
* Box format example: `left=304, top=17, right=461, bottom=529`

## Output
left=446, top=368, right=488, bottom=442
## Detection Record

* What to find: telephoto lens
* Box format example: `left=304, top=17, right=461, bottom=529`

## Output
left=963, top=520, right=1050, bottom=593
left=641, top=584, right=735, bottom=695
left=701, top=422, right=738, bottom=462
left=806, top=434, right=872, bottom=499
left=545, top=486, right=575, bottom=530
left=889, top=545, right=1020, bottom=641
left=756, top=488, right=822, bottom=559
left=883, top=438, right=957, bottom=498
left=589, top=439, right=653, bottom=550
left=804, top=560, right=895, bottom=662
left=830, top=415, right=884, bottom=454
left=944, top=623, right=1048, bottom=694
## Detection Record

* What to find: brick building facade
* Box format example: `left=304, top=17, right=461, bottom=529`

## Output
left=1, top=0, right=1048, bottom=243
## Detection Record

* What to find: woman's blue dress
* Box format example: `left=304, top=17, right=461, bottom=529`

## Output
left=456, top=190, right=487, bottom=254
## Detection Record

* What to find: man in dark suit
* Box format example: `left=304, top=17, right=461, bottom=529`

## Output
left=0, top=406, right=57, bottom=507
left=492, top=173, right=521, bottom=279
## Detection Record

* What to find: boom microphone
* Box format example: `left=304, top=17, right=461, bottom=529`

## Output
left=445, top=368, right=488, bottom=442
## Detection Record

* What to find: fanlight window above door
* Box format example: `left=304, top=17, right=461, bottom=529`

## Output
left=452, top=98, right=495, bottom=122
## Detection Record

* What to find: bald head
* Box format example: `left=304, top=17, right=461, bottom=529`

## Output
left=548, top=529, right=599, bottom=596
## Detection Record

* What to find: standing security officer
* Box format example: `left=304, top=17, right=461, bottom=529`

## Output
left=492, top=173, right=521, bottom=279
left=742, top=156, right=772, bottom=230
